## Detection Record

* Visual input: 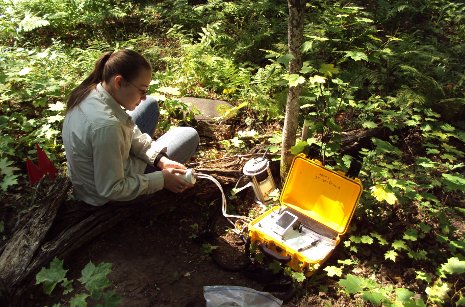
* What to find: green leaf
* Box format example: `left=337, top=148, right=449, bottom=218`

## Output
left=338, top=274, right=366, bottom=294
left=425, top=282, right=450, bottom=302
left=318, top=64, right=339, bottom=77
left=344, top=51, right=368, bottom=61
left=370, top=185, right=397, bottom=205
left=441, top=257, right=465, bottom=275
left=362, top=289, right=388, bottom=305
left=403, top=228, right=418, bottom=241
left=362, top=121, right=377, bottom=129
left=385, top=250, right=398, bottom=262
left=372, top=138, right=401, bottom=155
left=309, top=75, right=326, bottom=84
left=290, top=271, right=306, bottom=283
left=392, top=240, right=408, bottom=251
left=361, top=235, right=373, bottom=244
left=395, top=288, right=414, bottom=303
left=79, top=262, right=112, bottom=295
left=0, top=158, right=19, bottom=177
left=48, top=101, right=66, bottom=112
left=324, top=266, right=343, bottom=277
left=285, top=74, right=306, bottom=87
left=290, top=141, right=308, bottom=155
left=277, top=54, right=294, bottom=65
left=35, top=258, right=68, bottom=296
left=100, top=290, right=122, bottom=307
left=441, top=173, right=465, bottom=191
left=370, top=232, right=388, bottom=245
left=70, top=293, right=89, bottom=307
left=415, top=271, right=432, bottom=283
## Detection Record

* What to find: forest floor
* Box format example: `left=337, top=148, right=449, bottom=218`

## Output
left=25, top=116, right=331, bottom=306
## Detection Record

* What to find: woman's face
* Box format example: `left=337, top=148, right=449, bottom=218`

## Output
left=115, top=68, right=152, bottom=111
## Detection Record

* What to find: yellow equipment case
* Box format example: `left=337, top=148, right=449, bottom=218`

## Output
left=248, top=154, right=363, bottom=276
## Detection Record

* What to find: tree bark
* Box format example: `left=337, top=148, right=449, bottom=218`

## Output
left=281, top=0, right=305, bottom=181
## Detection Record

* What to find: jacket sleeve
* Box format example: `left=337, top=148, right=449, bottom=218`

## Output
left=130, top=125, right=167, bottom=166
left=91, top=124, right=164, bottom=201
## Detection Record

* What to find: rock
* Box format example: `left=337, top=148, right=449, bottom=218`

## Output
left=179, top=97, right=232, bottom=121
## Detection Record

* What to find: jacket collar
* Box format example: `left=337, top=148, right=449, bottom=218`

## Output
left=96, top=83, right=134, bottom=127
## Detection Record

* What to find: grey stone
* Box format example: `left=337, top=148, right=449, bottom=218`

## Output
left=179, top=97, right=232, bottom=121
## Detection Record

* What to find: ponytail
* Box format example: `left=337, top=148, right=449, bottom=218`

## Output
left=66, top=49, right=151, bottom=112
left=66, top=51, right=113, bottom=112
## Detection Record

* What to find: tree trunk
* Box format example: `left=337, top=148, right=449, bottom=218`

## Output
left=280, top=0, right=305, bottom=181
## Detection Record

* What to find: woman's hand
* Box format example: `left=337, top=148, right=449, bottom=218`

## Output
left=157, top=156, right=186, bottom=170
left=161, top=168, right=194, bottom=193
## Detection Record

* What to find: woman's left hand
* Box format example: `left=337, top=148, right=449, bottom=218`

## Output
left=157, top=156, right=186, bottom=170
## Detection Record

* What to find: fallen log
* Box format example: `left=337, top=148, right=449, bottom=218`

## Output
left=0, top=171, right=236, bottom=305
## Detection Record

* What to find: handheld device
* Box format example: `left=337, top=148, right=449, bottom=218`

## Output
left=176, top=168, right=196, bottom=184
left=272, top=211, right=298, bottom=237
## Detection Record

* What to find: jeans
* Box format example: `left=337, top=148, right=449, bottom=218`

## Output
left=128, top=96, right=200, bottom=169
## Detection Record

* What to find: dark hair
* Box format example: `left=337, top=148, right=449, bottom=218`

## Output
left=66, top=49, right=152, bottom=112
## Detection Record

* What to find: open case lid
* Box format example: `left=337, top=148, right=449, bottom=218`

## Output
left=280, top=154, right=363, bottom=235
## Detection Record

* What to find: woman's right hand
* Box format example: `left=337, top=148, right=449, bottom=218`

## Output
left=162, top=168, right=194, bottom=193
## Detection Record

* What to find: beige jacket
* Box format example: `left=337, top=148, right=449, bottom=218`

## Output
left=62, top=83, right=165, bottom=205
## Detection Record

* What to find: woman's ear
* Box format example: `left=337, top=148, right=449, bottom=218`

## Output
left=113, top=75, right=124, bottom=90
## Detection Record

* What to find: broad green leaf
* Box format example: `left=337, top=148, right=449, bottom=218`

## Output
left=338, top=259, right=356, bottom=266
left=79, top=262, right=112, bottom=294
left=100, top=290, right=122, bottom=307
left=372, top=138, right=401, bottom=155
left=362, top=289, right=389, bottom=305
left=415, top=271, right=432, bottom=283
left=384, top=250, right=398, bottom=262
left=361, top=235, right=373, bottom=244
left=370, top=232, right=388, bottom=245
left=324, top=266, right=343, bottom=277
left=0, top=158, right=19, bottom=177
left=395, top=288, right=414, bottom=302
left=300, top=61, right=314, bottom=74
left=70, top=293, right=89, bottom=307
left=362, top=121, right=377, bottom=129
left=318, top=64, right=339, bottom=77
left=301, top=41, right=314, bottom=53
left=290, top=271, right=306, bottom=283
left=442, top=173, right=465, bottom=191
left=441, top=257, right=465, bottom=275
left=370, top=185, right=397, bottom=205
left=344, top=51, right=368, bottom=61
left=392, top=240, right=408, bottom=251
left=425, top=282, right=450, bottom=302
left=456, top=297, right=465, bottom=306
left=47, top=115, right=65, bottom=123
left=35, top=258, right=68, bottom=296
left=403, top=229, right=418, bottom=241
left=308, top=75, right=326, bottom=84
left=291, top=141, right=308, bottom=155
left=267, top=133, right=282, bottom=144
left=1, top=174, right=19, bottom=191
left=277, top=53, right=294, bottom=65
left=338, top=274, right=366, bottom=294
left=285, top=74, right=306, bottom=87
left=48, top=101, right=66, bottom=112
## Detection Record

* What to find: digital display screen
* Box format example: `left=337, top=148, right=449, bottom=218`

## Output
left=276, top=212, right=297, bottom=230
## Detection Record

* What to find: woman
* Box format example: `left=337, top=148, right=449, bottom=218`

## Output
left=62, top=49, right=199, bottom=206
